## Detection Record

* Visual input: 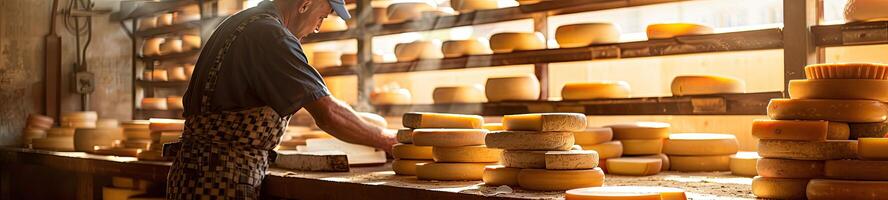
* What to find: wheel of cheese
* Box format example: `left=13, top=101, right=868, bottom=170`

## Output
left=21, top=128, right=47, bottom=147
left=157, top=131, right=182, bottom=144
left=371, top=89, right=412, bottom=105
left=140, top=98, right=168, bottom=110
left=74, top=128, right=125, bottom=152
left=555, top=23, right=621, bottom=48
left=402, top=112, right=483, bottom=129
left=502, top=113, right=586, bottom=132
left=32, top=137, right=75, bottom=151
left=804, top=63, right=888, bottom=80
left=603, top=122, right=670, bottom=140
left=173, top=5, right=201, bottom=24
left=416, top=162, right=493, bottom=181
left=148, top=118, right=185, bottom=132
left=412, top=129, right=487, bottom=147
left=103, top=187, right=145, bottom=200
left=730, top=152, right=760, bottom=177
left=158, top=38, right=183, bottom=55
left=620, top=139, right=663, bottom=156
left=142, top=70, right=153, bottom=81
left=668, top=155, right=730, bottom=172
left=767, top=99, right=888, bottom=123
left=757, top=158, right=824, bottom=178
left=62, top=111, right=98, bottom=122
left=501, top=150, right=547, bottom=168
left=166, top=66, right=188, bottom=81
left=340, top=53, right=383, bottom=65
left=516, top=0, right=543, bottom=5
left=142, top=38, right=164, bottom=56
left=565, top=186, right=687, bottom=200
left=47, top=127, right=75, bottom=137
left=432, top=85, right=486, bottom=104
left=580, top=141, right=623, bottom=159
left=789, top=79, right=888, bottom=102
left=386, top=3, right=436, bottom=24
left=806, top=179, right=888, bottom=199
left=395, top=129, right=413, bottom=144
left=392, top=159, right=432, bottom=176
left=646, top=23, right=713, bottom=40
left=482, top=165, right=521, bottom=186
left=824, top=159, right=888, bottom=181
left=638, top=154, right=670, bottom=172
left=605, top=157, right=662, bottom=176
left=394, top=41, right=443, bottom=62
left=489, top=32, right=546, bottom=53
left=392, top=144, right=433, bottom=159
left=844, top=0, right=888, bottom=22
left=751, top=176, right=809, bottom=200
left=441, top=39, right=492, bottom=58
left=670, top=75, right=745, bottom=96
left=26, top=114, right=54, bottom=130
left=156, top=13, right=174, bottom=26
left=122, top=140, right=152, bottom=149
left=151, top=68, right=168, bottom=81
left=311, top=51, right=342, bottom=68
left=485, top=131, right=574, bottom=150
left=137, top=17, right=157, bottom=31
left=318, top=16, right=347, bottom=32
left=450, top=0, right=498, bottom=13
left=432, top=145, right=502, bottom=163
left=574, top=128, right=613, bottom=145
left=482, top=123, right=504, bottom=131
left=181, top=34, right=201, bottom=51
left=165, top=96, right=184, bottom=110
left=859, top=138, right=888, bottom=160
left=752, top=120, right=850, bottom=141
left=758, top=140, right=858, bottom=160
left=517, top=168, right=605, bottom=191
left=95, top=119, right=119, bottom=128
left=545, top=150, right=599, bottom=170
left=124, top=128, right=151, bottom=141
left=561, top=81, right=631, bottom=100
left=850, top=121, right=888, bottom=139
left=485, top=75, right=541, bottom=102
left=184, top=64, right=195, bottom=79
left=662, top=133, right=738, bottom=156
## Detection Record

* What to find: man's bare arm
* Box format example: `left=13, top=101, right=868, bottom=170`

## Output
left=304, top=96, right=397, bottom=152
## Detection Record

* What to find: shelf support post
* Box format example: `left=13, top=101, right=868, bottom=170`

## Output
left=783, top=0, right=823, bottom=96
left=354, top=0, right=374, bottom=112
left=533, top=13, right=549, bottom=101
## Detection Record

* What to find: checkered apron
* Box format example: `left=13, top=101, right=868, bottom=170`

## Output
left=167, top=13, right=292, bottom=200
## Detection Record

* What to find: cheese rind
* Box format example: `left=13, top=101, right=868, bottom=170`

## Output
left=757, top=140, right=858, bottom=160
left=517, top=168, right=605, bottom=191
left=432, top=86, right=486, bottom=104
left=441, top=39, right=492, bottom=57
left=561, top=81, right=631, bottom=100
left=757, top=158, right=824, bottom=178
left=580, top=141, right=623, bottom=159
left=574, top=128, right=614, bottom=145
left=730, top=152, right=760, bottom=177
left=620, top=139, right=663, bottom=155
left=603, top=122, right=671, bottom=140
left=789, top=79, right=888, bottom=102
left=450, top=0, right=499, bottom=13
left=545, top=150, right=600, bottom=170
left=670, top=75, right=745, bottom=96
left=485, top=131, right=575, bottom=150
left=668, top=155, right=731, bottom=172
left=392, top=144, right=433, bottom=160
left=565, top=186, right=686, bottom=200
left=646, top=23, right=713, bottom=39
left=432, top=145, right=502, bottom=163
left=662, top=133, right=738, bottom=156
left=502, top=113, right=587, bottom=132
left=489, top=32, right=546, bottom=53
left=824, top=159, right=888, bottom=181
left=859, top=138, right=888, bottom=160
left=605, top=157, right=662, bottom=176
left=412, top=129, right=487, bottom=147
left=396, top=129, right=414, bottom=144
left=402, top=112, right=484, bottom=129
left=850, top=122, right=888, bottom=139
left=806, top=179, right=888, bottom=200
left=371, top=89, right=412, bottom=105
left=485, top=75, right=541, bottom=102
left=752, top=120, right=850, bottom=140
left=555, top=23, right=621, bottom=48
left=751, top=176, right=809, bottom=200
left=416, top=162, right=494, bottom=181
left=804, top=63, right=888, bottom=80
left=501, top=150, right=547, bottom=168
left=482, top=165, right=521, bottom=186
left=767, top=98, right=888, bottom=123
left=482, top=123, right=505, bottom=131
left=392, top=159, right=432, bottom=176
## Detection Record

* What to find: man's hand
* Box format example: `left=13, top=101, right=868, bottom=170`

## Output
left=303, top=96, right=397, bottom=153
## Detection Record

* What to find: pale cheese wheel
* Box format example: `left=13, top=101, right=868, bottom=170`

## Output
left=441, top=39, right=492, bottom=58
left=580, top=141, right=623, bottom=159
left=482, top=123, right=504, bottom=131
left=545, top=150, right=599, bottom=170
left=396, top=129, right=414, bottom=144
left=620, top=139, right=663, bottom=156
left=96, top=119, right=119, bottom=128
left=156, top=13, right=174, bottom=26
left=844, top=0, right=888, bottom=22
left=432, top=145, right=501, bottom=163
left=32, top=137, right=75, bottom=151
left=502, top=113, right=586, bottom=132
left=758, top=140, right=858, bottom=160
left=167, top=66, right=188, bottom=81
left=806, top=179, right=888, bottom=199
left=561, top=81, right=631, bottom=100
left=152, top=69, right=168, bottom=81
left=482, top=165, right=521, bottom=186
left=166, top=96, right=184, bottom=110
left=517, top=168, right=605, bottom=191
left=646, top=23, right=713, bottom=40
left=603, top=122, right=670, bottom=140
left=757, top=158, right=824, bottom=179
left=752, top=119, right=850, bottom=141
left=574, top=128, right=613, bottom=145
left=638, top=154, right=671, bottom=172
left=74, top=128, right=125, bottom=152
left=789, top=79, right=888, bottom=102
left=121, top=120, right=150, bottom=129
left=148, top=118, right=185, bottom=132
left=850, top=121, right=888, bottom=139
left=392, top=159, right=432, bottom=176
left=432, top=85, right=486, bottom=104
left=311, top=51, right=342, bottom=68
left=565, top=186, right=687, bottom=200
left=751, top=176, right=809, bottom=200
left=392, top=144, right=433, bottom=160
left=670, top=75, right=745, bottom=96
left=137, top=17, right=157, bottom=31
left=450, top=0, right=498, bottom=13
left=142, top=38, right=165, bottom=56
left=371, top=89, right=412, bottom=105
left=394, top=41, right=443, bottom=62
left=730, top=152, right=760, bottom=177
left=668, top=155, right=730, bottom=172
left=859, top=138, right=888, bottom=160
left=386, top=3, right=436, bottom=24
left=824, top=159, right=888, bottom=181
left=501, top=150, right=547, bottom=168
left=556, top=23, right=621, bottom=48
left=340, top=53, right=383, bottom=65
left=411, top=129, right=487, bottom=147
left=485, top=131, right=574, bottom=150
left=159, top=38, right=183, bottom=55
left=173, top=5, right=201, bottom=24
left=402, top=112, right=483, bottom=129
left=416, top=162, right=493, bottom=181
left=485, top=75, right=541, bottom=102
left=318, top=16, right=347, bottom=32
left=26, top=114, right=54, bottom=130
left=662, top=133, right=738, bottom=156
left=140, top=98, right=168, bottom=110
left=605, top=157, right=662, bottom=176
left=48, top=127, right=76, bottom=137
left=767, top=98, right=888, bottom=123
left=181, top=34, right=201, bottom=51
left=489, top=32, right=546, bottom=53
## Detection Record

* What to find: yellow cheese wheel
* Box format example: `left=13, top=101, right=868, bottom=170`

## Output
left=555, top=23, right=620, bottom=48
left=340, top=53, right=383, bottom=65
left=21, top=129, right=46, bottom=147
left=73, top=128, right=125, bottom=152
left=142, top=38, right=164, bottom=56
left=730, top=152, right=760, bottom=177
left=318, top=16, right=347, bottom=32
left=102, top=187, right=145, bottom=200
left=392, top=159, right=432, bottom=176
left=432, top=85, right=486, bottom=104
left=485, top=75, right=541, bottom=102
left=26, top=114, right=54, bottom=130
left=181, top=34, right=201, bottom=51
left=638, top=154, right=670, bottom=172
left=620, top=139, right=663, bottom=156
left=137, top=17, right=157, bottom=31
left=859, top=138, right=888, bottom=160
left=767, top=98, right=888, bottom=123
left=151, top=69, right=169, bottom=82
left=502, top=113, right=586, bottom=132
left=158, top=38, right=183, bottom=55
left=62, top=111, right=98, bottom=122
left=124, top=129, right=151, bottom=140
left=432, top=145, right=502, bottom=163
left=516, top=0, right=544, bottom=5
left=311, top=51, right=342, bottom=68
left=140, top=98, right=167, bottom=110
left=850, top=121, right=888, bottom=139
left=545, top=150, right=599, bottom=170
left=668, top=155, right=731, bottom=172
left=482, top=123, right=504, bottom=131
left=489, top=32, right=546, bottom=53
left=166, top=66, right=188, bottom=81
left=806, top=179, right=888, bottom=199
left=166, top=96, right=184, bottom=110
left=574, top=128, right=613, bottom=145
left=394, top=41, right=443, bottom=62
left=416, top=162, right=494, bottom=181
left=517, top=168, right=605, bottom=191
left=148, top=118, right=185, bottom=132
left=386, top=3, right=436, bottom=24
left=789, top=79, right=888, bottom=102
left=646, top=23, right=713, bottom=40
left=402, top=112, right=483, bottom=129
left=31, top=137, right=75, bottom=151
left=501, top=150, right=547, bottom=168
left=758, top=140, right=858, bottom=160
left=751, top=176, right=809, bottom=200
left=450, top=0, right=498, bottom=13
left=392, top=144, right=433, bottom=160
left=441, top=39, right=492, bottom=58
left=603, top=122, right=670, bottom=140
left=670, top=75, right=745, bottom=96
left=156, top=13, right=174, bottom=26
left=485, top=131, right=575, bottom=150
left=804, top=63, right=888, bottom=80
left=561, top=81, right=631, bottom=100
left=752, top=120, right=850, bottom=141
left=580, top=141, right=623, bottom=159
left=396, top=129, right=414, bottom=144
left=565, top=186, right=686, bottom=200
left=662, top=133, right=738, bottom=156
left=605, top=157, right=662, bottom=176
left=844, top=0, right=888, bottom=22
left=371, top=89, right=412, bottom=105
left=825, top=159, right=888, bottom=181
left=756, top=158, right=824, bottom=178
left=482, top=165, right=521, bottom=186
left=411, top=129, right=487, bottom=147
left=174, top=5, right=201, bottom=24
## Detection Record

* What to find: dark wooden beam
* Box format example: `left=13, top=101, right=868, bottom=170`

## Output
left=782, top=0, right=821, bottom=96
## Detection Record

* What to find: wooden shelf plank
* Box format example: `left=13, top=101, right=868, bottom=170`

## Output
left=134, top=17, right=226, bottom=38
left=134, top=109, right=183, bottom=119
left=136, top=80, right=189, bottom=88
left=112, top=0, right=199, bottom=21
left=812, top=21, right=888, bottom=47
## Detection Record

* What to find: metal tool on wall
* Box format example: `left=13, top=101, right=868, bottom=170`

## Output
left=45, top=0, right=62, bottom=123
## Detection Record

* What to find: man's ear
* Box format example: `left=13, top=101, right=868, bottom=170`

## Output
left=299, top=0, right=313, bottom=13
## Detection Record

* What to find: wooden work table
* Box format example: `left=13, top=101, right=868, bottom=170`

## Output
left=0, top=147, right=754, bottom=199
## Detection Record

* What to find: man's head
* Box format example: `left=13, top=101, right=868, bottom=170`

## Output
left=274, top=0, right=351, bottom=40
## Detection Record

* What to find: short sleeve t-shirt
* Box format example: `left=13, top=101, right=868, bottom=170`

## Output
left=183, top=1, right=330, bottom=117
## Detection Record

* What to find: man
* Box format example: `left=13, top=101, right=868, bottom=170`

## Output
left=167, top=0, right=396, bottom=199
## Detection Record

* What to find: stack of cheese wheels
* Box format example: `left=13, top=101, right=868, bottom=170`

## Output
left=73, top=127, right=124, bottom=153
left=138, top=118, right=185, bottom=161
left=319, top=16, right=348, bottom=32
left=730, top=151, right=760, bottom=177
left=181, top=34, right=201, bottom=51
left=441, top=39, right=492, bottom=58
left=386, top=2, right=436, bottom=24
left=844, top=0, right=888, bottom=23
left=485, top=75, right=541, bottom=102
left=142, top=38, right=164, bottom=57
left=167, top=65, right=188, bottom=81
left=599, top=122, right=672, bottom=176
left=565, top=186, right=687, bottom=200
left=671, top=75, right=746, bottom=96
left=21, top=114, right=53, bottom=147
left=159, top=37, right=183, bottom=55
left=137, top=17, right=157, bottom=31
left=662, top=133, right=738, bottom=172
left=645, top=23, right=713, bottom=40
left=432, top=85, right=486, bottom=104
left=140, top=98, right=168, bottom=110
left=394, top=40, right=444, bottom=62
left=371, top=88, right=412, bottom=105
left=555, top=23, right=620, bottom=48
left=121, top=120, right=152, bottom=151
left=485, top=113, right=605, bottom=191
left=450, top=0, right=498, bottom=13
left=400, top=112, right=500, bottom=180
left=340, top=53, right=383, bottom=65
left=561, top=81, right=631, bottom=100
left=757, top=62, right=888, bottom=199
left=61, top=111, right=98, bottom=128
left=21, top=128, right=47, bottom=148
left=32, top=127, right=76, bottom=151
left=311, top=51, right=342, bottom=68
left=166, top=96, right=184, bottom=110
left=489, top=32, right=546, bottom=53
left=571, top=127, right=621, bottom=174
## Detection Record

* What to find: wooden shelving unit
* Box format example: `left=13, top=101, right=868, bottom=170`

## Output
left=812, top=21, right=888, bottom=47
